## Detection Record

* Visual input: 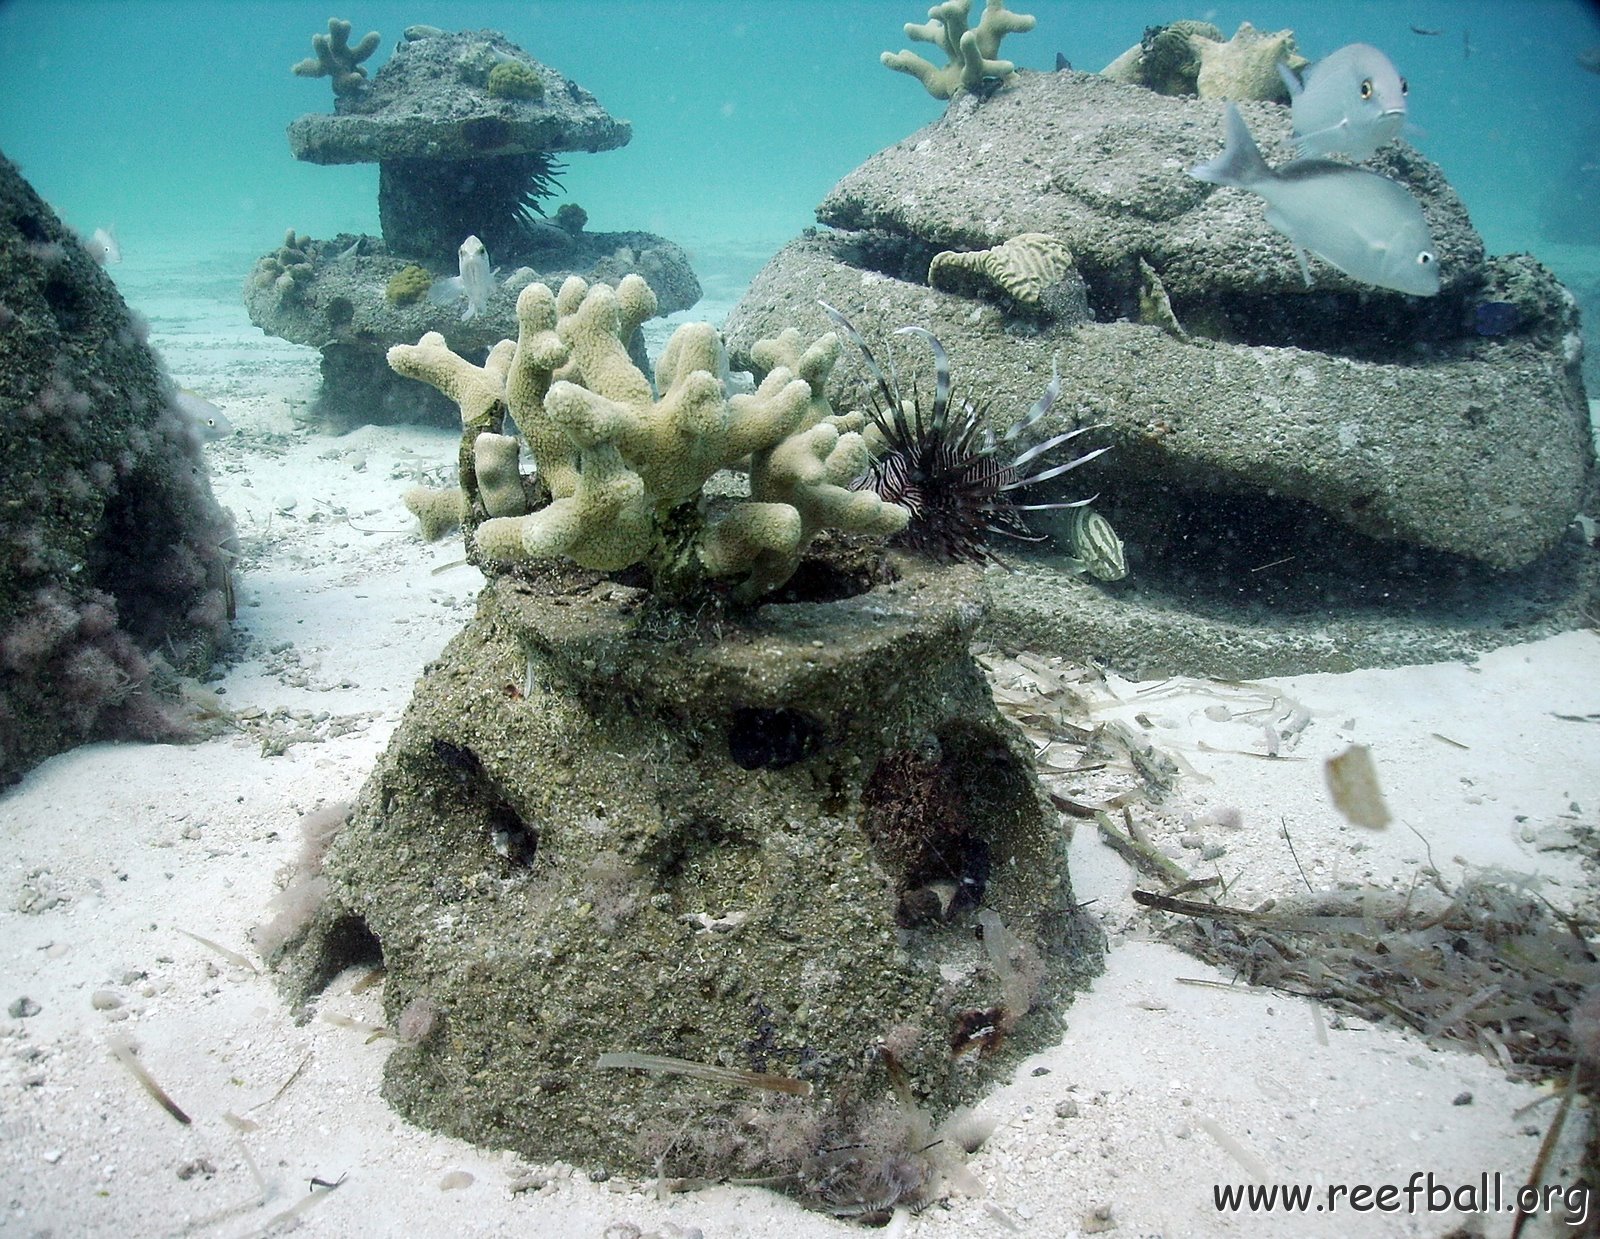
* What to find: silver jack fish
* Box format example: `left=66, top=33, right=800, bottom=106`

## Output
left=1190, top=104, right=1440, bottom=297
left=1279, top=43, right=1408, bottom=160
left=429, top=234, right=494, bottom=321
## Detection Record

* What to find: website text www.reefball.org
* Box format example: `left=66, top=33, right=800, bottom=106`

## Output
left=1213, top=1173, right=1593, bottom=1226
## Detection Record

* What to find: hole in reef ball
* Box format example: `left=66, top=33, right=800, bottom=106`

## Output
left=726, top=707, right=825, bottom=770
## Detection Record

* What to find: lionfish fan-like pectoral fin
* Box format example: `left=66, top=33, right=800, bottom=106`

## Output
left=894, top=326, right=951, bottom=422
left=1009, top=424, right=1107, bottom=472
left=1004, top=358, right=1063, bottom=443
left=818, top=300, right=900, bottom=414
left=1005, top=444, right=1112, bottom=489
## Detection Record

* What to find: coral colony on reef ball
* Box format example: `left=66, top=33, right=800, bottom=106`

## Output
left=248, top=22, right=700, bottom=429
left=388, top=271, right=1115, bottom=603
left=881, top=0, right=1038, bottom=99
left=264, top=21, right=1114, bottom=1197
left=724, top=3, right=1595, bottom=674
left=278, top=281, right=1107, bottom=1215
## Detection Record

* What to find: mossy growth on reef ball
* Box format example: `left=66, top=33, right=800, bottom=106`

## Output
left=554, top=202, right=587, bottom=234
left=487, top=59, right=544, bottom=100
left=384, top=264, right=432, bottom=306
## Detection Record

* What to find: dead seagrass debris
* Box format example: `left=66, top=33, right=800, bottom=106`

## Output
left=108, top=1034, right=191, bottom=1125
left=596, top=1050, right=813, bottom=1097
left=1132, top=876, right=1600, bottom=1083
left=1137, top=257, right=1189, bottom=340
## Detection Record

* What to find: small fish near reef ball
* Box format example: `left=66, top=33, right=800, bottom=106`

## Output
left=428, top=234, right=493, bottom=321
left=84, top=225, right=121, bottom=265
left=1190, top=103, right=1440, bottom=296
left=171, top=389, right=234, bottom=442
left=1278, top=42, right=1408, bottom=161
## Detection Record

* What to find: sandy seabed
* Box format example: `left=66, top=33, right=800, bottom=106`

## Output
left=1, top=246, right=1597, bottom=1239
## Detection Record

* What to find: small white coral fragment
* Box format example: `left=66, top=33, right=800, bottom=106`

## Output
left=680, top=910, right=751, bottom=934
left=402, top=485, right=469, bottom=541
left=471, top=433, right=529, bottom=517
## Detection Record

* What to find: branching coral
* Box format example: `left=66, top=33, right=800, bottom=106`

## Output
left=387, top=275, right=908, bottom=601
left=881, top=0, right=1036, bottom=100
left=292, top=18, right=381, bottom=98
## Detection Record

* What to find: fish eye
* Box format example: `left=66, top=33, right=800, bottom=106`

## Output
left=1400, top=77, right=1409, bottom=96
left=1359, top=78, right=1374, bottom=100
left=1417, top=252, right=1435, bottom=266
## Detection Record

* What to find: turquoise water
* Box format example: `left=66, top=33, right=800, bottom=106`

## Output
left=2, top=1, right=1597, bottom=283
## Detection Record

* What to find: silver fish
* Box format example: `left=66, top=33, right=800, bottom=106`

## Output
left=85, top=225, right=121, bottom=265
left=172, top=389, right=233, bottom=442
left=428, top=234, right=493, bottom=321
left=1190, top=104, right=1440, bottom=297
left=1278, top=43, right=1407, bottom=161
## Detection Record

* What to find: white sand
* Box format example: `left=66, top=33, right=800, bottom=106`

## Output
left=1, top=256, right=1595, bottom=1238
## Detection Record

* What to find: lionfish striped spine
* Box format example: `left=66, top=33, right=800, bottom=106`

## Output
left=820, top=302, right=1108, bottom=564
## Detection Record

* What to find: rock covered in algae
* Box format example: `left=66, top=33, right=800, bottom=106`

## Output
left=725, top=70, right=1593, bottom=596
left=0, top=153, right=235, bottom=785
left=274, top=559, right=1103, bottom=1193
left=287, top=27, right=629, bottom=165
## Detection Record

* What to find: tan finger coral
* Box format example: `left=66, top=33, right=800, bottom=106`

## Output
left=881, top=0, right=1036, bottom=100
left=292, top=18, right=381, bottom=99
left=387, top=275, right=909, bottom=601
left=928, top=232, right=1074, bottom=306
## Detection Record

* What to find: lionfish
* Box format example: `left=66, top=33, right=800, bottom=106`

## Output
left=821, top=302, right=1109, bottom=564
